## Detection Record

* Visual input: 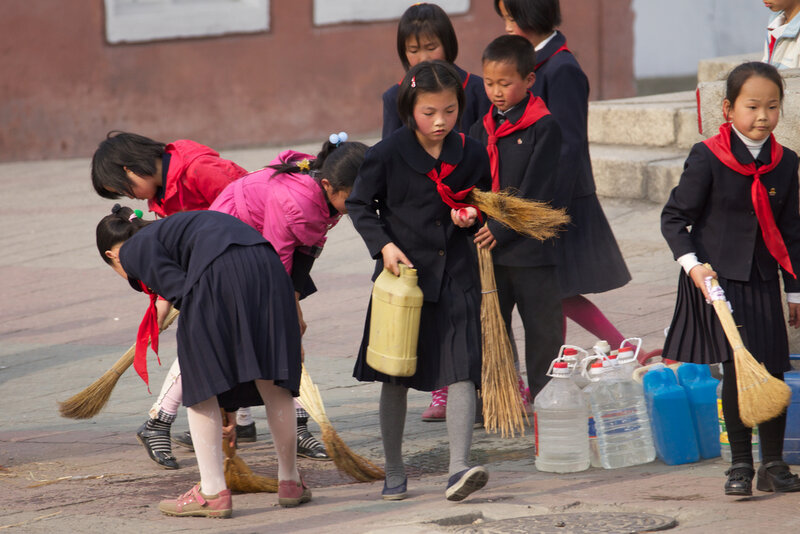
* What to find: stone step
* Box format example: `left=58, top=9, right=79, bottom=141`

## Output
left=588, top=91, right=703, bottom=150
left=590, top=144, right=686, bottom=204
left=697, top=52, right=761, bottom=83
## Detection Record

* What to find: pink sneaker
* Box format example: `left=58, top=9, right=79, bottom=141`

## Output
left=158, top=484, right=232, bottom=518
left=422, top=387, right=448, bottom=421
left=278, top=477, right=312, bottom=507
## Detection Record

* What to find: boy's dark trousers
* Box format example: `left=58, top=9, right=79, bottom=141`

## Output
left=494, top=264, right=563, bottom=400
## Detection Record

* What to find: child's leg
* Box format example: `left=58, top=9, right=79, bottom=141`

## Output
left=446, top=380, right=475, bottom=475
left=138, top=358, right=181, bottom=469
left=236, top=406, right=253, bottom=426
left=380, top=382, right=408, bottom=488
left=295, top=399, right=330, bottom=460
left=422, top=386, right=448, bottom=422
left=186, top=396, right=226, bottom=496
left=721, top=361, right=754, bottom=465
left=562, top=294, right=624, bottom=348
left=255, top=379, right=299, bottom=482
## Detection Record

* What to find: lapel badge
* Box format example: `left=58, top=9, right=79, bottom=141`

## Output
left=517, top=138, right=523, bottom=144
left=769, top=187, right=777, bottom=196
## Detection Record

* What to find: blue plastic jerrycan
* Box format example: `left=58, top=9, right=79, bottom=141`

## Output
left=784, top=355, right=800, bottom=465
left=642, top=366, right=700, bottom=465
left=676, top=363, right=721, bottom=459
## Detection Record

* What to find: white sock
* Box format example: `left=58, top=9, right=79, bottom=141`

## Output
left=236, top=406, right=254, bottom=426
left=255, top=379, right=299, bottom=482
left=186, top=397, right=227, bottom=496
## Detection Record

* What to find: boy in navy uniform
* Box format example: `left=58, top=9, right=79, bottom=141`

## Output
left=470, top=34, right=564, bottom=399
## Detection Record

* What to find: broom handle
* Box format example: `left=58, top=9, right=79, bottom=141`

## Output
left=703, top=265, right=747, bottom=350
left=110, top=308, right=180, bottom=375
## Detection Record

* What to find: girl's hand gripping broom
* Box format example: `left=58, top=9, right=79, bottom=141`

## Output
left=299, top=365, right=384, bottom=481
left=704, top=266, right=791, bottom=427
left=58, top=308, right=181, bottom=419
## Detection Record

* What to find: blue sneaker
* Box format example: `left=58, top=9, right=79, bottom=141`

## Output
left=382, top=477, right=408, bottom=501
left=445, top=466, right=488, bottom=501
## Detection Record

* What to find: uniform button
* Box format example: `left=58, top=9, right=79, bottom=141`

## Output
left=749, top=210, right=755, bottom=215
left=435, top=219, right=442, bottom=226
left=438, top=250, right=445, bottom=256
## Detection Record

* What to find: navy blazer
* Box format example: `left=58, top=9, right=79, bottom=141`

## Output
left=346, top=128, right=491, bottom=302
left=469, top=94, right=563, bottom=267
left=381, top=64, right=491, bottom=139
left=661, top=131, right=800, bottom=291
left=119, top=211, right=274, bottom=308
left=531, top=31, right=594, bottom=207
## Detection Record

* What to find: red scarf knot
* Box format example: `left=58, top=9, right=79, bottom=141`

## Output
left=703, top=122, right=795, bottom=279
left=425, top=133, right=483, bottom=223
left=482, top=93, right=551, bottom=192
left=135, top=281, right=162, bottom=392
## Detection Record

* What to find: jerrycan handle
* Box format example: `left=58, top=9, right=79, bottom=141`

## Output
left=580, top=354, right=605, bottom=382
left=632, top=362, right=666, bottom=384
left=619, top=337, right=642, bottom=364
left=558, top=344, right=589, bottom=360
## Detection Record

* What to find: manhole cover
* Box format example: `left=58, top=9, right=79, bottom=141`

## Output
left=454, top=512, right=677, bottom=533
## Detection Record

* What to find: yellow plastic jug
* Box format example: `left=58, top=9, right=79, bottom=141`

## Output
left=366, top=264, right=424, bottom=377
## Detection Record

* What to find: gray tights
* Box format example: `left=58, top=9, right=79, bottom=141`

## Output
left=380, top=380, right=475, bottom=488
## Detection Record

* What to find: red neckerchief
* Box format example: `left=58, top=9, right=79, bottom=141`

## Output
left=482, top=94, right=551, bottom=191
left=425, top=133, right=483, bottom=222
left=768, top=35, right=778, bottom=63
left=703, top=122, right=795, bottom=278
left=535, top=43, right=570, bottom=71
left=135, top=281, right=162, bottom=391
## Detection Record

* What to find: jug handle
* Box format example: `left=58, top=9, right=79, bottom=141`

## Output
left=580, top=354, right=605, bottom=382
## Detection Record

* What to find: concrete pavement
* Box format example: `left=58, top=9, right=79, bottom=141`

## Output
left=1, top=140, right=799, bottom=533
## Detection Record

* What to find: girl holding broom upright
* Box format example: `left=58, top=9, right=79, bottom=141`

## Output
left=347, top=60, right=491, bottom=502
left=97, top=206, right=310, bottom=516
left=661, top=61, right=800, bottom=496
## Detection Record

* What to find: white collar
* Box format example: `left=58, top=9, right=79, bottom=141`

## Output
left=535, top=31, right=558, bottom=52
left=731, top=124, right=767, bottom=159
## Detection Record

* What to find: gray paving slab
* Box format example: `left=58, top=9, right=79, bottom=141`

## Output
left=2, top=142, right=798, bottom=533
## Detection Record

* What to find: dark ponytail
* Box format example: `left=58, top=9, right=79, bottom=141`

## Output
left=96, top=204, right=152, bottom=264
left=267, top=138, right=368, bottom=192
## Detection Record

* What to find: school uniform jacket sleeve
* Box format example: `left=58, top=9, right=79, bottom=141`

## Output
left=346, top=147, right=392, bottom=259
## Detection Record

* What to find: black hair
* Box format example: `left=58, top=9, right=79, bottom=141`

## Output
left=96, top=204, right=152, bottom=264
left=91, top=131, right=166, bottom=200
left=267, top=140, right=368, bottom=193
left=725, top=61, right=785, bottom=107
left=494, top=0, right=561, bottom=35
left=396, top=3, right=459, bottom=71
left=397, top=60, right=465, bottom=131
left=482, top=35, right=537, bottom=78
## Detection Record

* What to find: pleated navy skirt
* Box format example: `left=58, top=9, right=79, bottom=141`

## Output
left=662, top=265, right=791, bottom=375
left=353, top=272, right=482, bottom=392
left=176, top=244, right=302, bottom=408
left=555, top=193, right=631, bottom=298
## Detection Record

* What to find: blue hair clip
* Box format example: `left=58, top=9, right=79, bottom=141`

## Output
left=329, top=131, right=348, bottom=146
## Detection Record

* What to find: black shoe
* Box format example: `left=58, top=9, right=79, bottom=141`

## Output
left=297, top=428, right=331, bottom=461
left=724, top=462, right=754, bottom=496
left=171, top=430, right=194, bottom=452
left=236, top=422, right=257, bottom=443
left=756, top=461, right=800, bottom=492
left=136, top=421, right=178, bottom=469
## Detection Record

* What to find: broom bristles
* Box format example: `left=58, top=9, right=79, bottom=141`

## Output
left=300, top=366, right=385, bottom=481
left=478, top=246, right=528, bottom=438
left=709, top=282, right=791, bottom=427
left=58, top=309, right=181, bottom=420
left=223, top=430, right=278, bottom=493
left=467, top=189, right=569, bottom=242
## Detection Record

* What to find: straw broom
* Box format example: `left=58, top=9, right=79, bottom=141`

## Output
left=704, top=265, right=791, bottom=426
left=477, top=245, right=528, bottom=438
left=299, top=366, right=385, bottom=482
left=221, top=410, right=278, bottom=493
left=466, top=188, right=570, bottom=241
left=58, top=308, right=181, bottom=419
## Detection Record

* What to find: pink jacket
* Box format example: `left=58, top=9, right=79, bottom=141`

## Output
left=209, top=150, right=341, bottom=274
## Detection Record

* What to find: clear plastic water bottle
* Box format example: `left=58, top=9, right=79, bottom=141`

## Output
left=559, top=345, right=590, bottom=389
left=534, top=361, right=590, bottom=473
left=583, top=355, right=656, bottom=469
left=716, top=378, right=760, bottom=462
left=583, top=360, right=606, bottom=467
left=616, top=338, right=642, bottom=380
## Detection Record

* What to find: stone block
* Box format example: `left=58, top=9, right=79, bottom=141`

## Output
left=697, top=53, right=761, bottom=83
left=591, top=144, right=685, bottom=200
left=645, top=157, right=686, bottom=204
